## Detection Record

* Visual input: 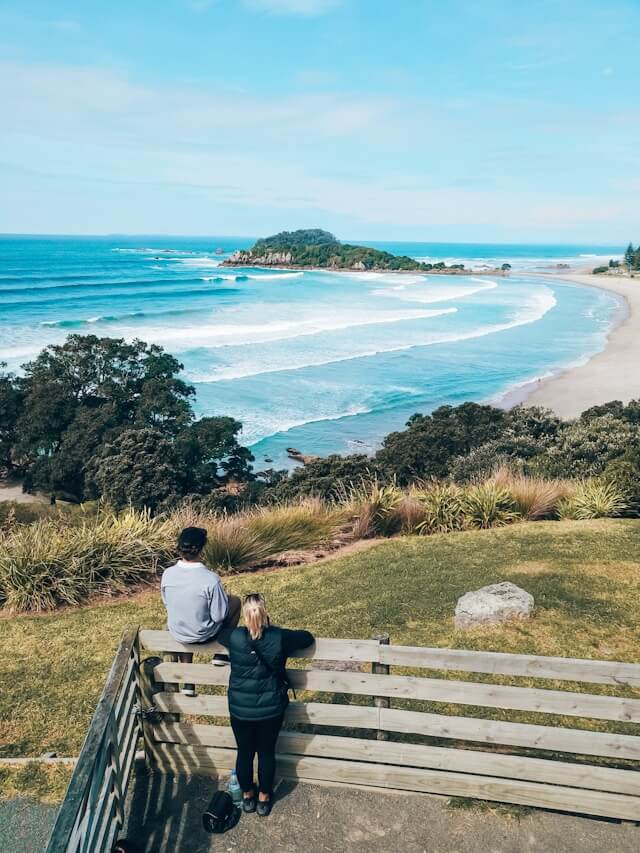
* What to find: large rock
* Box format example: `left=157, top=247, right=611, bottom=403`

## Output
left=454, top=582, right=534, bottom=630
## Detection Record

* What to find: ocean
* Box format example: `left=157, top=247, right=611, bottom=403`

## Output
left=0, top=235, right=623, bottom=469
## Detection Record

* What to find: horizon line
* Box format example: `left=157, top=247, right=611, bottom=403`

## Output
left=0, top=232, right=626, bottom=249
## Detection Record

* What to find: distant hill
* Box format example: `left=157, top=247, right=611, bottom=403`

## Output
left=224, top=228, right=465, bottom=272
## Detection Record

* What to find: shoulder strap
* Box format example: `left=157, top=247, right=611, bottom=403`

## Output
left=249, top=636, right=296, bottom=699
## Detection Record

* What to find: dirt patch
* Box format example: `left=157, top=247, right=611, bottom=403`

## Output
left=511, top=561, right=553, bottom=575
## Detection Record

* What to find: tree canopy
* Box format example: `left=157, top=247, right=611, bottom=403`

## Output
left=3, top=335, right=254, bottom=507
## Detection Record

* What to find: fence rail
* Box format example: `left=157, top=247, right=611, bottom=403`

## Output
left=46, top=626, right=141, bottom=853
left=140, top=629, right=640, bottom=821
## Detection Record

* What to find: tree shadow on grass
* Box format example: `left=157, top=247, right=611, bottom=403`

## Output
left=505, top=571, right=631, bottom=625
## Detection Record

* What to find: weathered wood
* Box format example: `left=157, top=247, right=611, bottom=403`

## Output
left=153, top=690, right=640, bottom=761
left=154, top=691, right=381, bottom=729
left=381, top=707, right=640, bottom=761
left=379, top=646, right=640, bottom=687
left=152, top=722, right=640, bottom=796
left=140, top=630, right=380, bottom=662
left=154, top=662, right=640, bottom=723
left=45, top=625, right=139, bottom=853
left=141, top=630, right=640, bottom=687
left=149, top=743, right=640, bottom=821
left=372, top=633, right=390, bottom=741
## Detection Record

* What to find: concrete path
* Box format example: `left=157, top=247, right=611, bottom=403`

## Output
left=0, top=798, right=59, bottom=853
left=122, top=771, right=639, bottom=853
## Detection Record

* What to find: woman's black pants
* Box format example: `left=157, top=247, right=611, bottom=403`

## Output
left=230, top=713, right=284, bottom=796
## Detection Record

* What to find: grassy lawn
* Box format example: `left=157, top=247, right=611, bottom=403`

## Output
left=2, top=518, right=640, bottom=799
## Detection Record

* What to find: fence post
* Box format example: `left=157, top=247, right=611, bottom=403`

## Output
left=139, top=655, right=164, bottom=769
left=371, top=633, right=390, bottom=741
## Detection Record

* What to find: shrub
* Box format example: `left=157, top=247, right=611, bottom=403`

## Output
left=0, top=509, right=173, bottom=613
left=246, top=500, right=343, bottom=554
left=461, top=482, right=519, bottom=529
left=413, top=483, right=466, bottom=535
left=602, top=454, right=640, bottom=516
left=346, top=480, right=404, bottom=538
left=203, top=500, right=343, bottom=572
left=557, top=481, right=627, bottom=520
left=491, top=468, right=572, bottom=520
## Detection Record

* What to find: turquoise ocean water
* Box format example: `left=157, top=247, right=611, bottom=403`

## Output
left=0, top=236, right=623, bottom=469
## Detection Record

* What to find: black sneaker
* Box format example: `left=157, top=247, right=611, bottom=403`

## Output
left=212, top=654, right=230, bottom=667
left=180, top=683, right=196, bottom=696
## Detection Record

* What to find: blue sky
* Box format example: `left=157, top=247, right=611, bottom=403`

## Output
left=0, top=0, right=638, bottom=241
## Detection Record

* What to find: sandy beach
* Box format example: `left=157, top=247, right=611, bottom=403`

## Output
left=511, top=272, right=640, bottom=417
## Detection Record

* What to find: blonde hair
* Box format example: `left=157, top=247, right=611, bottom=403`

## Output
left=243, top=593, right=270, bottom=641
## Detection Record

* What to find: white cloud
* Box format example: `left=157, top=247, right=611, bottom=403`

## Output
left=243, top=0, right=339, bottom=16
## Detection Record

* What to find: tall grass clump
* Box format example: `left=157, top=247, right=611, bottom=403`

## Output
left=491, top=468, right=573, bottom=520
left=0, top=509, right=173, bottom=613
left=558, top=480, right=627, bottom=520
left=344, top=480, right=404, bottom=538
left=413, top=483, right=466, bottom=535
left=461, top=482, right=519, bottom=529
left=204, top=500, right=344, bottom=572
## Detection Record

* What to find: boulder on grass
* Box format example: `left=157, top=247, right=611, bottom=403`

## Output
left=454, top=581, right=534, bottom=630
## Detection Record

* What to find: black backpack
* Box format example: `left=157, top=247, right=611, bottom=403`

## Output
left=202, top=790, right=239, bottom=834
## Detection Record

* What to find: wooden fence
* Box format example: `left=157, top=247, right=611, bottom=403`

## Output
left=45, top=627, right=141, bottom=853
left=139, top=629, right=640, bottom=821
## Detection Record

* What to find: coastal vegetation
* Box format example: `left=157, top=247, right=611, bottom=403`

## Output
left=224, top=228, right=466, bottom=272
left=2, top=519, right=640, bottom=785
left=1, top=334, right=640, bottom=614
left=593, top=241, right=640, bottom=274
left=0, top=469, right=628, bottom=613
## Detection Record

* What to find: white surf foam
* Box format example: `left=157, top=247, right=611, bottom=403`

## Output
left=372, top=278, right=498, bottom=304
left=128, top=308, right=458, bottom=350
left=188, top=288, right=557, bottom=384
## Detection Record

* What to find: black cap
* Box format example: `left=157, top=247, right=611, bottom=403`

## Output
left=178, top=526, right=207, bottom=553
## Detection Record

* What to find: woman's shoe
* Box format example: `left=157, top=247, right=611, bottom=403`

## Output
left=256, top=798, right=272, bottom=817
left=242, top=794, right=257, bottom=814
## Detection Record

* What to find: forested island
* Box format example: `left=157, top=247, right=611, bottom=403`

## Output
left=224, top=229, right=506, bottom=274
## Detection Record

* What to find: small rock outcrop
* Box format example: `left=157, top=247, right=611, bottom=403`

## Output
left=454, top=581, right=534, bottom=630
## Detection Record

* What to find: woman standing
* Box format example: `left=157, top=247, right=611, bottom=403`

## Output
left=218, top=593, right=314, bottom=816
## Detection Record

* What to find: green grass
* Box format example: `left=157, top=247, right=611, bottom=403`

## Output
left=2, top=519, right=640, bottom=799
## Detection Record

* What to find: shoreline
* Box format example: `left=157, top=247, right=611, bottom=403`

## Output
left=500, top=272, right=639, bottom=417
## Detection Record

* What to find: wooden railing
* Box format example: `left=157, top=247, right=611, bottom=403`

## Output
left=139, top=629, right=640, bottom=821
left=46, top=627, right=141, bottom=853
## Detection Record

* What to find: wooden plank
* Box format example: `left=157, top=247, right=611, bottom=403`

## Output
left=382, top=708, right=640, bottom=761
left=140, top=630, right=379, bottom=662
left=45, top=625, right=139, bottom=853
left=152, top=690, right=640, bottom=760
left=141, top=630, right=640, bottom=686
left=154, top=663, right=640, bottom=724
left=154, top=692, right=380, bottom=729
left=152, top=722, right=640, bottom=796
left=380, top=646, right=640, bottom=687
left=151, top=744, right=640, bottom=821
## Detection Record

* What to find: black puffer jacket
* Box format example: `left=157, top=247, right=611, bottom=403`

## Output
left=219, top=625, right=314, bottom=721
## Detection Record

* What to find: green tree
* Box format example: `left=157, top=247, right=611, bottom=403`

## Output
left=0, top=364, right=23, bottom=476
left=376, top=403, right=507, bottom=484
left=270, top=454, right=376, bottom=501
left=93, top=428, right=181, bottom=511
left=624, top=242, right=635, bottom=270
left=11, top=335, right=254, bottom=503
left=175, top=416, right=254, bottom=493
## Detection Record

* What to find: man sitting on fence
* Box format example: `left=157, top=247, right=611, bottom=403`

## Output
left=161, top=526, right=241, bottom=696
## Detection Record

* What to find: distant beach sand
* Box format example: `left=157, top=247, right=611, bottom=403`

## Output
left=505, top=272, right=640, bottom=417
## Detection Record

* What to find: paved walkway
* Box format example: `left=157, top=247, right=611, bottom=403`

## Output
left=0, top=798, right=59, bottom=853
left=121, top=772, right=639, bottom=853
